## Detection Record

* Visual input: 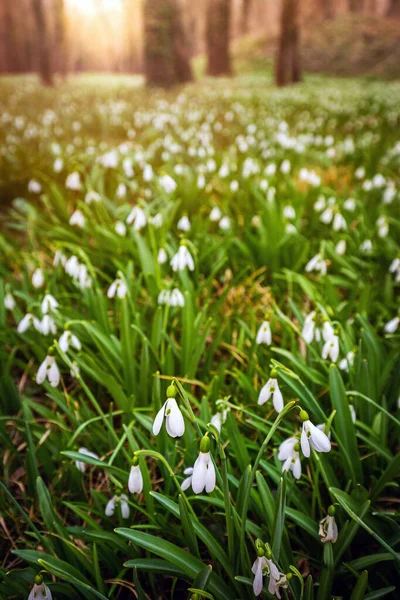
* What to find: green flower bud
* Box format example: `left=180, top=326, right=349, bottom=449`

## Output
left=328, top=505, right=336, bottom=516
left=270, top=368, right=278, bottom=378
left=264, top=543, right=272, bottom=559
left=200, top=435, right=210, bottom=453
left=166, top=383, right=176, bottom=398
left=132, top=455, right=139, bottom=467
left=35, top=574, right=43, bottom=585
left=48, top=346, right=56, bottom=356
left=299, top=409, right=309, bottom=422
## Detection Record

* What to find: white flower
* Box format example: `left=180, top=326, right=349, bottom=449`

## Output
left=360, top=239, right=372, bottom=254
left=320, top=207, right=333, bottom=224
left=333, top=213, right=346, bottom=231
left=355, top=166, right=365, bottom=179
left=107, top=278, right=128, bottom=299
left=151, top=213, right=163, bottom=228
left=302, top=312, right=320, bottom=343
left=32, top=268, right=45, bottom=288
left=252, top=556, right=285, bottom=598
left=170, top=245, right=195, bottom=271
left=177, top=215, right=191, bottom=231
left=158, top=248, right=168, bottom=264
left=69, top=209, right=85, bottom=228
left=105, top=493, right=130, bottom=519
left=280, top=159, right=291, bottom=174
left=127, top=206, right=147, bottom=231
left=65, top=171, right=81, bottom=190
left=28, top=179, right=42, bottom=194
left=339, top=351, right=355, bottom=371
left=5, top=292, right=15, bottom=310
left=181, top=466, right=194, bottom=491
left=41, top=294, right=59, bottom=314
left=169, top=288, right=185, bottom=307
left=28, top=579, right=52, bottom=600
left=384, top=316, right=399, bottom=334
left=283, top=205, right=296, bottom=220
left=36, top=355, right=60, bottom=387
left=252, top=556, right=267, bottom=596
left=230, top=180, right=239, bottom=192
left=116, top=183, right=126, bottom=198
left=314, top=196, right=326, bottom=212
left=344, top=198, right=356, bottom=211
left=258, top=376, right=284, bottom=413
left=159, top=174, right=177, bottom=193
left=305, top=253, right=327, bottom=276
left=335, top=240, right=346, bottom=255
left=349, top=404, right=356, bottom=423
left=256, top=321, right=272, bottom=345
left=85, top=190, right=101, bottom=204
left=53, top=250, right=66, bottom=267
left=210, top=407, right=228, bottom=433
left=219, top=216, right=231, bottom=230
left=191, top=450, right=216, bottom=494
left=377, top=216, right=389, bottom=238
left=59, top=331, right=81, bottom=352
left=128, top=464, right=143, bottom=494
left=75, top=447, right=99, bottom=472
left=210, top=206, right=222, bottom=222
left=40, top=315, right=57, bottom=336
left=70, top=361, right=80, bottom=378
left=18, top=313, right=41, bottom=334
left=322, top=334, right=339, bottom=362
left=53, top=157, right=63, bottom=173
left=153, top=395, right=185, bottom=438
left=197, top=173, right=206, bottom=189
left=143, top=164, right=153, bottom=182
left=115, top=221, right=127, bottom=236
left=278, top=437, right=301, bottom=479
left=301, top=416, right=331, bottom=458
left=65, top=255, right=80, bottom=278
left=319, top=514, right=338, bottom=543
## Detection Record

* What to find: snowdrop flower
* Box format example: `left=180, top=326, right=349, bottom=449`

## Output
left=59, top=330, right=81, bottom=352
left=143, top=164, right=153, bottom=182
left=280, top=159, right=291, bottom=174
left=75, top=447, right=99, bottom=472
left=251, top=215, right=261, bottom=228
left=197, top=173, right=206, bottom=189
left=230, top=180, right=239, bottom=192
left=65, top=171, right=81, bottom=190
left=28, top=179, right=42, bottom=194
left=40, top=314, right=57, bottom=336
left=278, top=437, right=301, bottom=479
left=170, top=243, right=195, bottom=271
left=53, top=250, right=66, bottom=267
left=210, top=206, right=222, bottom=222
left=283, top=205, right=295, bottom=220
left=314, top=195, right=326, bottom=212
left=41, top=294, right=58, bottom=315
left=105, top=492, right=130, bottom=519
left=258, top=370, right=284, bottom=413
left=107, top=278, right=128, bottom=299
left=302, top=311, right=320, bottom=343
left=344, top=198, right=356, bottom=211
left=36, top=354, right=60, bottom=387
left=158, top=248, right=168, bottom=264
left=320, top=207, right=333, bottom=224
left=28, top=575, right=52, bottom=600
left=32, top=268, right=45, bottom=289
left=85, top=190, right=101, bottom=204
left=335, top=240, right=346, bottom=255
left=127, top=205, right=147, bottom=231
left=300, top=410, right=331, bottom=458
left=159, top=174, right=177, bottom=194
left=53, top=157, right=63, bottom=173
left=18, top=313, right=41, bottom=334
left=377, top=216, right=389, bottom=238
left=115, top=221, right=127, bottom=236
left=252, top=555, right=268, bottom=596
left=322, top=333, right=339, bottom=362
left=69, top=209, right=85, bottom=228
left=5, top=292, right=15, bottom=310
left=339, top=351, right=355, bottom=371
left=355, top=166, right=365, bottom=179
left=128, top=458, right=143, bottom=494
left=384, top=315, right=399, bottom=334
left=158, top=289, right=170, bottom=305
left=152, top=384, right=185, bottom=438
left=319, top=508, right=338, bottom=544
left=333, top=213, right=347, bottom=231
left=181, top=466, right=194, bottom=491
left=177, top=215, right=191, bottom=232
left=252, top=545, right=285, bottom=598
left=169, top=288, right=185, bottom=307
left=360, top=239, right=372, bottom=254
left=305, top=253, right=327, bottom=276
left=191, top=436, right=216, bottom=494
left=219, top=216, right=231, bottom=230
left=151, top=213, right=163, bottom=228
left=116, top=183, right=126, bottom=198
left=256, top=321, right=272, bottom=345
left=389, top=258, right=400, bottom=282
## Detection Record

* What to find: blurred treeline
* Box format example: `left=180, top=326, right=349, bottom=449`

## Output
left=0, top=0, right=399, bottom=86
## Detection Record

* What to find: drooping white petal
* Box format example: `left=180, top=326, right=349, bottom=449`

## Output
left=152, top=401, right=167, bottom=436
left=36, top=357, right=50, bottom=385
left=191, top=452, right=208, bottom=494
left=205, top=458, right=216, bottom=493
left=128, top=465, right=143, bottom=494
left=301, top=423, right=311, bottom=458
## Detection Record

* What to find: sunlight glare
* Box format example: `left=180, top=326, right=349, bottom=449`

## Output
left=67, top=0, right=122, bottom=16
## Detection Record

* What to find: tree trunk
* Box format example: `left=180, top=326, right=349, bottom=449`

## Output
left=54, top=0, right=67, bottom=77
left=31, top=0, right=53, bottom=85
left=387, top=0, right=400, bottom=16
left=320, top=0, right=335, bottom=19
left=2, top=0, right=19, bottom=72
left=348, top=0, right=364, bottom=11
left=206, top=0, right=232, bottom=76
left=144, top=0, right=193, bottom=86
left=275, top=0, right=301, bottom=87
left=240, top=0, right=252, bottom=35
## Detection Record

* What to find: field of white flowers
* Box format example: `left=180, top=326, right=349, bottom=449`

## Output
left=0, top=74, right=399, bottom=600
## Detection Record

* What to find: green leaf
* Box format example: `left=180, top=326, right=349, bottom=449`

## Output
left=349, top=571, right=368, bottom=600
